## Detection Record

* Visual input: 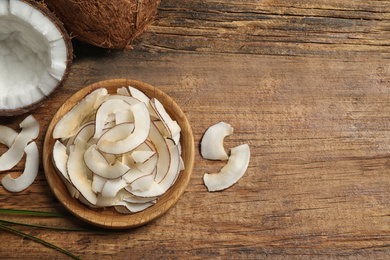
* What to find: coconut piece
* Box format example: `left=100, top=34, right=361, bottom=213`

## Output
left=149, top=121, right=170, bottom=183
left=53, top=140, right=70, bottom=181
left=0, top=0, right=73, bottom=116
left=100, top=178, right=128, bottom=198
left=44, top=0, right=161, bottom=50
left=0, top=126, right=18, bottom=147
left=1, top=141, right=39, bottom=192
left=130, top=139, right=180, bottom=198
left=128, top=86, right=159, bottom=119
left=105, top=94, right=140, bottom=106
left=150, top=98, right=181, bottom=144
left=84, top=144, right=130, bottom=179
left=94, top=189, right=132, bottom=207
left=67, top=139, right=97, bottom=205
left=122, top=167, right=150, bottom=184
left=115, top=110, right=134, bottom=125
left=203, top=144, right=250, bottom=192
left=159, top=139, right=181, bottom=187
left=128, top=86, right=150, bottom=104
left=53, top=88, right=107, bottom=139
left=52, top=140, right=81, bottom=198
left=93, top=99, right=133, bottom=139
left=132, top=150, right=156, bottom=164
left=114, top=200, right=156, bottom=214
left=97, top=123, right=134, bottom=148
left=116, top=87, right=130, bottom=96
left=136, top=153, right=158, bottom=177
left=0, top=115, right=39, bottom=171
left=200, top=121, right=234, bottom=161
left=98, top=102, right=151, bottom=154
left=123, top=193, right=157, bottom=204
left=66, top=122, right=95, bottom=147
left=130, top=172, right=154, bottom=191
left=91, top=174, right=106, bottom=194
left=128, top=180, right=164, bottom=198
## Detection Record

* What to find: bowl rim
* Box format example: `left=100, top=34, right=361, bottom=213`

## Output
left=43, top=78, right=195, bottom=229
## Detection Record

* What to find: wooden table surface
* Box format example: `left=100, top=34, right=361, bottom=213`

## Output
left=2, top=0, right=390, bottom=259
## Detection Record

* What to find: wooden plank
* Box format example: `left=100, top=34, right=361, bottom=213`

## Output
left=137, top=0, right=390, bottom=55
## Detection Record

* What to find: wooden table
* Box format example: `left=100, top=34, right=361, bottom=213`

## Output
left=2, top=0, right=390, bottom=258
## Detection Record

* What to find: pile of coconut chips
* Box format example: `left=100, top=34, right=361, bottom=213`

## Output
left=51, top=86, right=184, bottom=214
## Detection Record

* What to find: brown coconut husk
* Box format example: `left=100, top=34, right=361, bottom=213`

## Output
left=44, top=0, right=161, bottom=50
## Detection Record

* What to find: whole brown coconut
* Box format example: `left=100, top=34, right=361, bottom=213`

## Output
left=44, top=0, right=161, bottom=50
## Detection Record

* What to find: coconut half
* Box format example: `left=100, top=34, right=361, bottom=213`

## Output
left=44, top=0, right=161, bottom=50
left=0, top=0, right=73, bottom=116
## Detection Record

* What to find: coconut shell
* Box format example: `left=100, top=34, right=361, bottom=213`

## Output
left=44, top=0, right=161, bottom=50
left=0, top=0, right=73, bottom=117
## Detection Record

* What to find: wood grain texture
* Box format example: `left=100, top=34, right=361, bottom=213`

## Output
left=2, top=0, right=390, bottom=258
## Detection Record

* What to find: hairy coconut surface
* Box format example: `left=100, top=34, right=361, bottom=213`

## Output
left=0, top=0, right=73, bottom=116
left=44, top=0, right=161, bottom=50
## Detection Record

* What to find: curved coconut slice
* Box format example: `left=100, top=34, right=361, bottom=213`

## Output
left=150, top=98, right=181, bottom=144
left=128, top=86, right=150, bottom=104
left=129, top=180, right=165, bottom=198
left=115, top=110, right=134, bottom=125
left=130, top=140, right=180, bottom=198
left=93, top=99, right=133, bottom=139
left=105, top=94, right=140, bottom=106
left=67, top=121, right=95, bottom=146
left=200, top=121, right=234, bottom=160
left=128, top=86, right=158, bottom=119
left=136, top=153, right=158, bottom=176
left=159, top=139, right=181, bottom=187
left=0, top=0, right=72, bottom=116
left=52, top=140, right=80, bottom=198
left=117, top=87, right=130, bottom=96
left=114, top=200, right=156, bottom=214
left=67, top=139, right=97, bottom=205
left=0, top=115, right=39, bottom=171
left=203, top=144, right=250, bottom=192
left=132, top=150, right=156, bottom=164
left=95, top=189, right=133, bottom=207
left=122, top=167, right=150, bottom=184
left=101, top=178, right=128, bottom=198
left=97, top=123, right=134, bottom=148
left=53, top=140, right=69, bottom=181
left=53, top=88, right=107, bottom=139
left=1, top=141, right=39, bottom=192
left=98, top=102, right=151, bottom=154
left=0, top=125, right=18, bottom=147
left=123, top=194, right=157, bottom=204
left=130, top=172, right=154, bottom=191
left=84, top=145, right=130, bottom=179
left=149, top=121, right=170, bottom=183
left=91, top=174, right=106, bottom=194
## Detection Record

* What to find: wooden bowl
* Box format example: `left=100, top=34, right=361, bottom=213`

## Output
left=43, top=79, right=195, bottom=229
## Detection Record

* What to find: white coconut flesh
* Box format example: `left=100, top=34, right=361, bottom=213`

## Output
left=203, top=144, right=250, bottom=192
left=0, top=0, right=70, bottom=112
left=1, top=141, right=39, bottom=192
left=201, top=121, right=233, bottom=161
left=0, top=115, right=40, bottom=193
left=52, top=87, right=184, bottom=214
left=0, top=115, right=39, bottom=171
